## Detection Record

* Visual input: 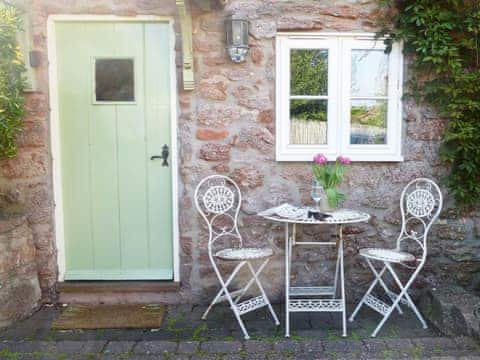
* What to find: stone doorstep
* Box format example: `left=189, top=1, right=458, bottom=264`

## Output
left=57, top=281, right=183, bottom=304
left=57, top=281, right=181, bottom=294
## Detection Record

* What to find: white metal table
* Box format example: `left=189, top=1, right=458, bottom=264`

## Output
left=260, top=208, right=370, bottom=337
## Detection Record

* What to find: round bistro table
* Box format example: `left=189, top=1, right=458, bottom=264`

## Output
left=260, top=208, right=370, bottom=337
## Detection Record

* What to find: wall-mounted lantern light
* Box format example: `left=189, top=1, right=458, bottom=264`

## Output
left=225, top=14, right=249, bottom=63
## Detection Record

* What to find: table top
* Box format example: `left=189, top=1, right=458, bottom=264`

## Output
left=259, top=207, right=370, bottom=225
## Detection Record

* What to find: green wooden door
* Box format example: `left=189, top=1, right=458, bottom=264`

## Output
left=55, top=21, right=173, bottom=280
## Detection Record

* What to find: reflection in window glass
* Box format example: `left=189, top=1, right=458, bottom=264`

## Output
left=290, top=49, right=328, bottom=96
left=351, top=50, right=388, bottom=97
left=95, top=58, right=134, bottom=102
left=350, top=100, right=387, bottom=144
left=290, top=100, right=327, bottom=145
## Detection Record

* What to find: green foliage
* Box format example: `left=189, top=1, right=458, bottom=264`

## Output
left=290, top=49, right=328, bottom=122
left=378, top=0, right=480, bottom=208
left=0, top=3, right=25, bottom=159
left=351, top=102, right=387, bottom=129
left=312, top=161, right=347, bottom=208
left=291, top=100, right=327, bottom=122
left=291, top=49, right=328, bottom=96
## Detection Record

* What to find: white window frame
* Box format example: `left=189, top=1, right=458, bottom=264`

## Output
left=276, top=32, right=404, bottom=162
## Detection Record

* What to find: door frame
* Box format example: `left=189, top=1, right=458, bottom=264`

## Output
left=47, top=14, right=180, bottom=282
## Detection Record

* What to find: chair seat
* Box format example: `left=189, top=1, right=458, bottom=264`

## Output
left=359, top=248, right=416, bottom=263
left=215, top=247, right=274, bottom=261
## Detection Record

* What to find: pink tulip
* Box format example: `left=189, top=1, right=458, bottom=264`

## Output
left=313, top=153, right=328, bottom=165
left=336, top=155, right=351, bottom=165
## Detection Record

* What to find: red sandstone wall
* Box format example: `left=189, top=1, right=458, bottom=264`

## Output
left=0, top=0, right=477, bottom=303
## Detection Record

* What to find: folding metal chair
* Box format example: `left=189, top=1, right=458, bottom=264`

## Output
left=349, top=178, right=443, bottom=337
left=194, top=175, right=280, bottom=339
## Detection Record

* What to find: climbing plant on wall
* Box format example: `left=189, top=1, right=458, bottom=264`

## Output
left=0, top=3, right=25, bottom=158
left=378, top=0, right=480, bottom=208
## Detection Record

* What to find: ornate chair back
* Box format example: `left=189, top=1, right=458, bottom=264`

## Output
left=194, top=175, right=243, bottom=259
left=397, top=178, right=443, bottom=267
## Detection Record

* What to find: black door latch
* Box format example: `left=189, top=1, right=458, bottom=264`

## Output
left=150, top=144, right=169, bottom=166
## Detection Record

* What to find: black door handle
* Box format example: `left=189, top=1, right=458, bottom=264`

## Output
left=150, top=144, right=169, bottom=166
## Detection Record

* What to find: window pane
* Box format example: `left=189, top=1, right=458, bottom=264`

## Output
left=351, top=50, right=388, bottom=97
left=350, top=100, right=387, bottom=144
left=290, top=100, right=327, bottom=145
left=290, top=49, right=328, bottom=96
left=95, top=58, right=134, bottom=102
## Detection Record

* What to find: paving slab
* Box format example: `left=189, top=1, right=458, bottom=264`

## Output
left=322, top=339, right=365, bottom=353
left=103, top=340, right=136, bottom=354
left=301, top=339, right=324, bottom=354
left=454, top=336, right=480, bottom=351
left=272, top=339, right=303, bottom=353
left=0, top=340, right=53, bottom=353
left=133, top=340, right=178, bottom=354
left=244, top=339, right=274, bottom=352
left=413, top=336, right=458, bottom=352
left=176, top=341, right=199, bottom=354
left=15, top=355, right=59, bottom=360
left=54, top=340, right=106, bottom=354
left=222, top=355, right=246, bottom=360
left=200, top=340, right=243, bottom=354
left=194, top=355, right=224, bottom=360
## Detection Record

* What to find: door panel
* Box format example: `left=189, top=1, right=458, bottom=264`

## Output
left=56, top=21, right=173, bottom=280
left=145, top=24, right=173, bottom=270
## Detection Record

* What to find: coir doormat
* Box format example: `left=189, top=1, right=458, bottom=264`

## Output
left=52, top=304, right=165, bottom=329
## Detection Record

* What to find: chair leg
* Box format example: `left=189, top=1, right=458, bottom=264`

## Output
left=202, top=261, right=246, bottom=320
left=349, top=264, right=388, bottom=322
left=365, top=259, right=403, bottom=315
left=231, top=304, right=251, bottom=340
left=371, top=296, right=401, bottom=337
left=285, top=226, right=293, bottom=337
left=213, top=261, right=251, bottom=340
left=338, top=231, right=347, bottom=337
left=202, top=287, right=225, bottom=320
left=371, top=262, right=426, bottom=337
left=386, top=263, right=427, bottom=329
left=234, top=257, right=270, bottom=304
left=404, top=294, right=427, bottom=328
left=247, top=261, right=280, bottom=326
left=332, top=246, right=341, bottom=299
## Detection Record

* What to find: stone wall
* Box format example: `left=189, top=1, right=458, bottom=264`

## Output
left=0, top=201, right=41, bottom=327
left=181, top=0, right=480, bottom=302
left=0, top=0, right=478, bottom=304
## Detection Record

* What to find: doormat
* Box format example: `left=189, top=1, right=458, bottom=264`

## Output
left=52, top=304, right=165, bottom=329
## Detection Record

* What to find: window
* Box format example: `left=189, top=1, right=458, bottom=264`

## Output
left=276, top=33, right=403, bottom=162
left=95, top=58, right=135, bottom=102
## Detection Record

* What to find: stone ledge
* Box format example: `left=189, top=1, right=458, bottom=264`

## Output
left=419, top=285, right=480, bottom=339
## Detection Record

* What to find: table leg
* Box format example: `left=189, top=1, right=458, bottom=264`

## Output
left=333, top=225, right=341, bottom=299
left=285, top=222, right=290, bottom=338
left=339, top=225, right=347, bottom=337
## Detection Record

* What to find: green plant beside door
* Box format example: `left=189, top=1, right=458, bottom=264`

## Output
left=378, top=0, right=480, bottom=209
left=0, top=3, right=25, bottom=159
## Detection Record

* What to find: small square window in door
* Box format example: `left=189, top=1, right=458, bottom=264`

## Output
left=95, top=58, right=135, bottom=102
